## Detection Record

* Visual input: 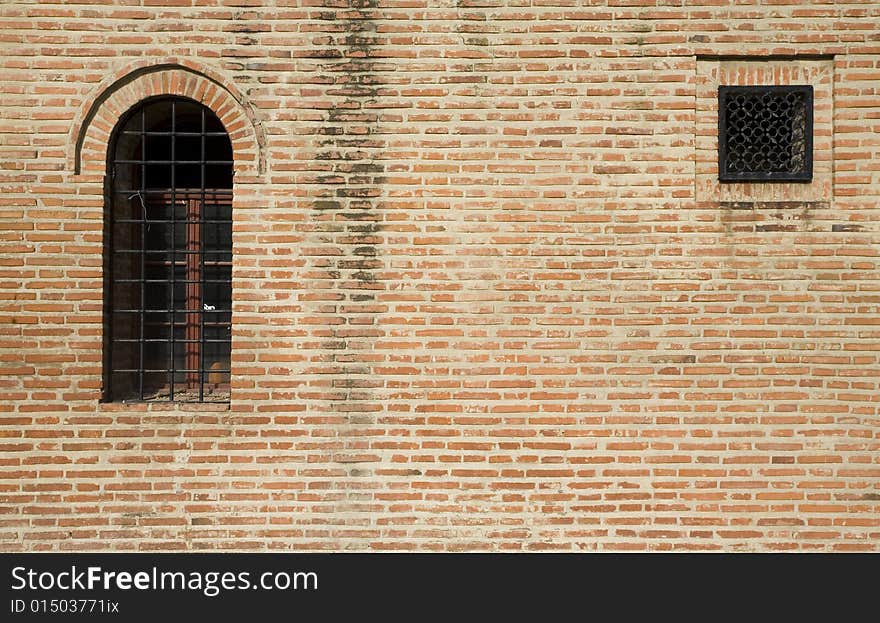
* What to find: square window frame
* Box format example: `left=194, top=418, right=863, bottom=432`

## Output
left=717, top=84, right=814, bottom=183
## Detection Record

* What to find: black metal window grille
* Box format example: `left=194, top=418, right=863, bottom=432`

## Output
left=106, top=97, right=233, bottom=402
left=718, top=85, right=813, bottom=182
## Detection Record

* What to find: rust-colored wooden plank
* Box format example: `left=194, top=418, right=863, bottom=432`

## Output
left=185, top=197, right=201, bottom=389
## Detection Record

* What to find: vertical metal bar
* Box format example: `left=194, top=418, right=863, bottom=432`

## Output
left=199, top=105, right=206, bottom=401
left=106, top=165, right=114, bottom=401
left=169, top=99, right=176, bottom=401
left=138, top=105, right=146, bottom=401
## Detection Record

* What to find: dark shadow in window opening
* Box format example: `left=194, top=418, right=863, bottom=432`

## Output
left=105, top=96, right=233, bottom=403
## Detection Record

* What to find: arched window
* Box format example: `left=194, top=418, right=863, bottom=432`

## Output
left=105, top=97, right=233, bottom=402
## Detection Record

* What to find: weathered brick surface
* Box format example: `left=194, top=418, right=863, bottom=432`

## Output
left=1, top=1, right=879, bottom=551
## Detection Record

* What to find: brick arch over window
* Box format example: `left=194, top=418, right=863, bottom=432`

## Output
left=70, top=59, right=266, bottom=179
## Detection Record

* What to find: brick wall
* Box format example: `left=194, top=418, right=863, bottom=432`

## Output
left=1, top=0, right=879, bottom=551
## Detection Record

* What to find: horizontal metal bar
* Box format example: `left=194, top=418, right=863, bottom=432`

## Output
left=111, top=369, right=230, bottom=373
left=110, top=308, right=232, bottom=314
left=113, top=338, right=229, bottom=342
left=113, top=368, right=231, bottom=374
left=113, top=263, right=232, bottom=268
left=112, top=308, right=232, bottom=313
left=113, top=186, right=232, bottom=193
left=114, top=247, right=230, bottom=251
left=113, top=247, right=231, bottom=251
left=112, top=281, right=230, bottom=286
left=113, top=316, right=231, bottom=320
left=112, top=265, right=231, bottom=270
left=113, top=331, right=230, bottom=336
left=112, top=253, right=232, bottom=259
left=113, top=188, right=231, bottom=193
left=114, top=219, right=232, bottom=224
left=111, top=339, right=231, bottom=344
left=115, top=159, right=233, bottom=165
left=120, top=130, right=229, bottom=136
left=145, top=311, right=230, bottom=314
left=112, top=252, right=232, bottom=259
left=116, top=399, right=231, bottom=404
left=124, top=324, right=230, bottom=328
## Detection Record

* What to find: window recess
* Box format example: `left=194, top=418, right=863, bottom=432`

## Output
left=718, top=85, right=813, bottom=182
left=106, top=97, right=233, bottom=403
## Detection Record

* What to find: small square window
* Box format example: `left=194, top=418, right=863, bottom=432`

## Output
left=718, top=85, right=813, bottom=182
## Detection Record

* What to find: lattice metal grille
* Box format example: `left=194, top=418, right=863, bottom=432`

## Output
left=106, top=97, right=233, bottom=403
left=718, top=85, right=813, bottom=182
